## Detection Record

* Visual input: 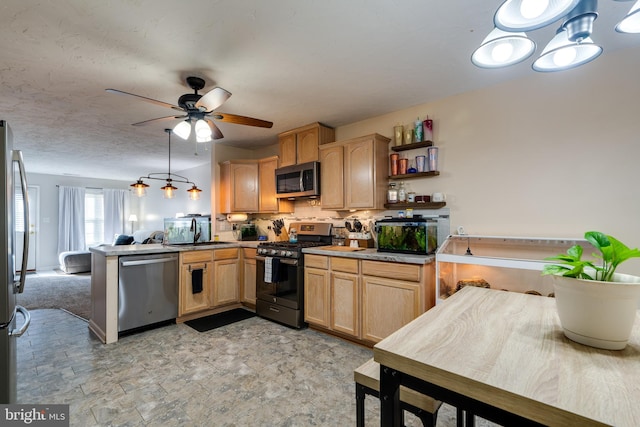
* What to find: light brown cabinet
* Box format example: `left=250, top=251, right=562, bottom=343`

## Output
left=241, top=248, right=257, bottom=305
left=212, top=248, right=239, bottom=307
left=179, top=250, right=214, bottom=316
left=258, top=156, right=293, bottom=213
left=219, top=160, right=259, bottom=213
left=304, top=254, right=434, bottom=345
left=319, top=134, right=390, bottom=210
left=279, top=122, right=335, bottom=167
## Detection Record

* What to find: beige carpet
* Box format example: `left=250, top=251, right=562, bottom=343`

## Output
left=17, top=271, right=91, bottom=320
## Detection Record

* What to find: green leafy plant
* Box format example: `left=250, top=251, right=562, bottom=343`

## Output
left=542, top=231, right=640, bottom=281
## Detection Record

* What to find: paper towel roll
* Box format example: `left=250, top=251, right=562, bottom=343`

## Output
left=226, top=213, right=248, bottom=223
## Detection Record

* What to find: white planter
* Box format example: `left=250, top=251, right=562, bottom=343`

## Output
left=552, top=273, right=640, bottom=350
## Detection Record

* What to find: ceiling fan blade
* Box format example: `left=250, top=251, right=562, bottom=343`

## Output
left=212, top=112, right=273, bottom=128
left=205, top=119, right=224, bottom=140
left=106, top=88, right=183, bottom=112
left=131, top=115, right=187, bottom=126
left=195, top=87, right=232, bottom=111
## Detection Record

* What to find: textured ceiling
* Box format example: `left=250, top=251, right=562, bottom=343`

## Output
left=1, top=0, right=638, bottom=181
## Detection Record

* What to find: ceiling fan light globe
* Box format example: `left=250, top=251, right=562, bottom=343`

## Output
left=616, top=1, right=640, bottom=33
left=494, top=0, right=580, bottom=32
left=195, top=119, right=212, bottom=138
left=471, top=28, right=536, bottom=68
left=173, top=121, right=191, bottom=140
left=196, top=134, right=212, bottom=143
left=532, top=28, right=602, bottom=72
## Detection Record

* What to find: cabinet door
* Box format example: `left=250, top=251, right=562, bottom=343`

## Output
left=331, top=272, right=359, bottom=337
left=319, top=145, right=344, bottom=210
left=180, top=261, right=212, bottom=316
left=279, top=133, right=297, bottom=167
left=212, top=259, right=239, bottom=307
left=242, top=255, right=257, bottom=305
left=304, top=267, right=330, bottom=327
left=296, top=127, right=319, bottom=164
left=258, top=157, right=293, bottom=213
left=361, top=276, right=420, bottom=343
left=231, top=163, right=259, bottom=212
left=345, top=138, right=375, bottom=209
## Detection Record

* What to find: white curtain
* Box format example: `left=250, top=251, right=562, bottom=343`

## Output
left=103, top=189, right=127, bottom=242
left=57, top=186, right=86, bottom=253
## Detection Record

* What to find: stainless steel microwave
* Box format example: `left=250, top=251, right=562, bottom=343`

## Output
left=275, top=161, right=320, bottom=199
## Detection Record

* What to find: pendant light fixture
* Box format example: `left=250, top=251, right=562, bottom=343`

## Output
left=474, top=0, right=637, bottom=72
left=130, top=129, right=203, bottom=201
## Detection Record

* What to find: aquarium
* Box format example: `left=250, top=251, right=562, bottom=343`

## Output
left=375, top=218, right=437, bottom=255
left=163, top=215, right=211, bottom=245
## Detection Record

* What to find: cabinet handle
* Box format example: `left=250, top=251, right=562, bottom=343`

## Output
left=188, top=265, right=207, bottom=273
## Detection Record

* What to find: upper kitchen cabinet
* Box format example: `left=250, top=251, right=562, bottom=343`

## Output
left=219, top=160, right=259, bottom=213
left=320, top=134, right=390, bottom=210
left=279, top=122, right=335, bottom=167
left=258, top=156, right=293, bottom=213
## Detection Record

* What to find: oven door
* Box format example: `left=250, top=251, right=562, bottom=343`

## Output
left=256, top=256, right=302, bottom=310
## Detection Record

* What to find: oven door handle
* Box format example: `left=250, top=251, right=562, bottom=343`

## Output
left=256, top=255, right=298, bottom=266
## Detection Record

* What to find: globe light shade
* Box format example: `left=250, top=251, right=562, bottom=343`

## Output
left=130, top=179, right=149, bottom=197
left=532, top=28, right=602, bottom=72
left=471, top=28, right=536, bottom=68
left=187, top=184, right=202, bottom=201
left=196, top=134, right=213, bottom=143
left=161, top=181, right=177, bottom=199
left=173, top=121, right=192, bottom=140
left=494, top=0, right=581, bottom=32
left=195, top=119, right=212, bottom=138
left=616, top=1, right=640, bottom=33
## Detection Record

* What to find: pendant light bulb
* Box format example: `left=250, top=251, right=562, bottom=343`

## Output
left=187, top=184, right=202, bottom=201
left=130, top=179, right=149, bottom=197
left=173, top=121, right=191, bottom=140
left=161, top=181, right=177, bottom=199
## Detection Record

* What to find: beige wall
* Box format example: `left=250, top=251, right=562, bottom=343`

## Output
left=336, top=46, right=640, bottom=275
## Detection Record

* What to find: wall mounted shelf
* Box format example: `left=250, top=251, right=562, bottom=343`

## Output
left=391, top=141, right=433, bottom=152
left=383, top=202, right=446, bottom=209
left=389, top=171, right=440, bottom=180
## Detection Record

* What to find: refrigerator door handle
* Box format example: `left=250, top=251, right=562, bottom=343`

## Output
left=12, top=150, right=29, bottom=294
left=9, top=306, right=30, bottom=337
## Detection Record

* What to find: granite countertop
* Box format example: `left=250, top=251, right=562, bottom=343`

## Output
left=302, top=247, right=435, bottom=265
left=90, top=241, right=261, bottom=256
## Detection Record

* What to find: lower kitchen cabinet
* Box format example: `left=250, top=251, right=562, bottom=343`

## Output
left=212, top=248, right=239, bottom=307
left=304, top=266, right=330, bottom=327
left=241, top=248, right=257, bottom=305
left=179, top=250, right=214, bottom=316
left=304, top=254, right=433, bottom=346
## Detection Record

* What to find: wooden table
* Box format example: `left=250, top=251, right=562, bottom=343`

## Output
left=373, top=286, right=640, bottom=427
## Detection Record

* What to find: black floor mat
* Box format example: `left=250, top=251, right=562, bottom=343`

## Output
left=185, top=308, right=256, bottom=332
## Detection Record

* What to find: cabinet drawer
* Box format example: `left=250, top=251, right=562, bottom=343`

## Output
left=362, top=260, right=421, bottom=282
left=214, top=248, right=239, bottom=260
left=242, top=248, right=257, bottom=258
left=181, top=250, right=213, bottom=264
left=331, top=257, right=358, bottom=274
left=305, top=254, right=329, bottom=269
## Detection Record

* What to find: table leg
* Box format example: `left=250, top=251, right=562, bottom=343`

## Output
left=379, top=364, right=402, bottom=427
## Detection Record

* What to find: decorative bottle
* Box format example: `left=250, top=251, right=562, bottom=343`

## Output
left=387, top=183, right=398, bottom=204
left=398, top=181, right=406, bottom=203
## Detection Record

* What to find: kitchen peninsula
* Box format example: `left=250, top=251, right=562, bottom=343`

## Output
left=89, top=242, right=253, bottom=344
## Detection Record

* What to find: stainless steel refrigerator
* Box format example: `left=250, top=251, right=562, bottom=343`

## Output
left=0, top=120, right=30, bottom=404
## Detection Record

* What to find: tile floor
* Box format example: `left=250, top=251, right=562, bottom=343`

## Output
left=16, top=309, right=470, bottom=426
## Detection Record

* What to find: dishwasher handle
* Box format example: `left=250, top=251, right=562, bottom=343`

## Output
left=121, top=256, right=178, bottom=267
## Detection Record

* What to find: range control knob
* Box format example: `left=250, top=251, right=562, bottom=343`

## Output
left=270, top=249, right=278, bottom=255
left=279, top=250, right=287, bottom=257
left=285, top=251, right=293, bottom=257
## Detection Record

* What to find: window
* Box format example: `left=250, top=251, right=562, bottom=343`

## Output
left=85, top=190, right=104, bottom=247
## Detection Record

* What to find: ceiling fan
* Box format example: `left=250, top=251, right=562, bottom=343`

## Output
left=106, top=76, right=273, bottom=142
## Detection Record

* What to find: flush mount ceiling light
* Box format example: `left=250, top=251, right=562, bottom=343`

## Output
left=130, top=129, right=203, bottom=201
left=474, top=0, right=636, bottom=72
left=471, top=28, right=536, bottom=68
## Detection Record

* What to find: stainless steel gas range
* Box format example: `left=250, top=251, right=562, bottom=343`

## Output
left=255, top=222, right=332, bottom=328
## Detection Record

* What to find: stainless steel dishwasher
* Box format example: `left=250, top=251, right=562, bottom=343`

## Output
left=118, top=253, right=178, bottom=332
